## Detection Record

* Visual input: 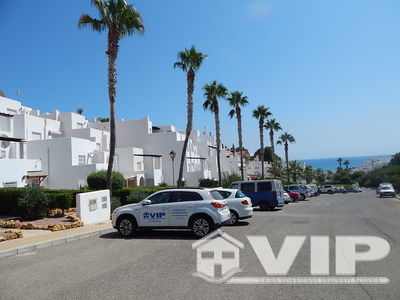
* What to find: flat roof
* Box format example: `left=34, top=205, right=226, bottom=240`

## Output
left=0, top=136, right=24, bottom=142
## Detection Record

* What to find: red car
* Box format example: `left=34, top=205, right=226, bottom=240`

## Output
left=284, top=188, right=300, bottom=202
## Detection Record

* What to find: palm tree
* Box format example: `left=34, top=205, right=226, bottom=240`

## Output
left=174, top=46, right=207, bottom=187
left=337, top=157, right=343, bottom=168
left=202, top=81, right=228, bottom=185
left=78, top=0, right=144, bottom=192
left=76, top=108, right=84, bottom=115
left=277, top=132, right=296, bottom=182
left=264, top=118, right=282, bottom=177
left=252, top=105, right=272, bottom=179
left=343, top=160, right=350, bottom=169
left=289, top=161, right=303, bottom=183
left=303, top=165, right=314, bottom=184
left=227, top=91, right=249, bottom=181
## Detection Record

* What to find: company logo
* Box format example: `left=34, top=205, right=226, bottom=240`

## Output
left=143, top=212, right=166, bottom=219
left=192, top=230, right=390, bottom=284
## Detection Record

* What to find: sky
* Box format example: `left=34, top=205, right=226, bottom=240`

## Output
left=1, top=0, right=399, bottom=160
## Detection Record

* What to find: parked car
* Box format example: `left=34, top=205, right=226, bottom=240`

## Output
left=306, top=184, right=320, bottom=196
left=209, top=188, right=253, bottom=225
left=283, top=188, right=301, bottom=202
left=112, top=189, right=230, bottom=238
left=320, top=185, right=335, bottom=194
left=284, top=184, right=311, bottom=200
left=306, top=186, right=315, bottom=197
left=283, top=192, right=292, bottom=204
left=378, top=183, right=396, bottom=198
left=229, top=180, right=285, bottom=210
left=335, top=186, right=347, bottom=194
left=346, top=186, right=362, bottom=193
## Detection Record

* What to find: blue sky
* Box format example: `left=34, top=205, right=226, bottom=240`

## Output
left=1, top=0, right=399, bottom=160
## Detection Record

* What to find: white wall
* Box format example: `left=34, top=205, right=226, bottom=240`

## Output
left=0, top=159, right=41, bottom=187
left=77, top=190, right=110, bottom=225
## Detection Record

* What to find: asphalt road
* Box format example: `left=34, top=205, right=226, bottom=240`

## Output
left=1, top=189, right=400, bottom=300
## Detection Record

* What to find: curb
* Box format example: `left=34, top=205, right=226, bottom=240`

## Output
left=0, top=227, right=114, bottom=258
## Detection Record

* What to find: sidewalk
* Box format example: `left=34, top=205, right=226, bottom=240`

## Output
left=0, top=221, right=114, bottom=258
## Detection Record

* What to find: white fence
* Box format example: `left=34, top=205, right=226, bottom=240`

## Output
left=76, top=190, right=110, bottom=225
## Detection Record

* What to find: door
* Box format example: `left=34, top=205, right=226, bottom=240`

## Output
left=139, top=191, right=173, bottom=227
left=168, top=191, right=204, bottom=226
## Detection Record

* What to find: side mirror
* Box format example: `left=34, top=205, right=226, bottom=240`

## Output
left=143, top=199, right=151, bottom=206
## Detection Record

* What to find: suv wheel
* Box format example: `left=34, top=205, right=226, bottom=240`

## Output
left=227, top=210, right=239, bottom=226
left=260, top=201, right=270, bottom=211
left=117, top=216, right=137, bottom=237
left=191, top=216, right=213, bottom=238
left=300, top=194, right=306, bottom=201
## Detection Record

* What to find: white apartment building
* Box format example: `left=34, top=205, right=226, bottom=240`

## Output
left=0, top=93, right=241, bottom=189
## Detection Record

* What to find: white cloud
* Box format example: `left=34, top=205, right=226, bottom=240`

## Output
left=247, top=1, right=270, bottom=21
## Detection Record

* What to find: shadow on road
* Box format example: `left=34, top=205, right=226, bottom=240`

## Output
left=100, top=229, right=197, bottom=240
left=253, top=208, right=283, bottom=212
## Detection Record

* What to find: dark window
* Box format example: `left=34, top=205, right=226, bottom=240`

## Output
left=214, top=190, right=232, bottom=199
left=210, top=190, right=224, bottom=200
left=257, top=182, right=272, bottom=192
left=241, top=182, right=255, bottom=192
left=235, top=191, right=247, bottom=198
left=173, top=191, right=203, bottom=202
left=230, top=183, right=239, bottom=189
left=148, top=192, right=173, bottom=204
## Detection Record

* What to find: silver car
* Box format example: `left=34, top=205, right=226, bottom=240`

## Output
left=284, top=184, right=311, bottom=200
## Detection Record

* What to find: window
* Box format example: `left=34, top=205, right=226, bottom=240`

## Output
left=31, top=132, right=42, bottom=140
left=136, top=162, right=142, bottom=171
left=174, top=191, right=203, bottom=202
left=209, top=191, right=224, bottom=200
left=235, top=191, right=247, bottom=198
left=148, top=192, right=173, bottom=204
left=0, top=116, right=11, bottom=131
left=0, top=150, right=6, bottom=159
left=241, top=182, right=255, bottom=192
left=76, top=122, right=84, bottom=129
left=257, top=182, right=272, bottom=192
left=214, top=190, right=231, bottom=199
left=78, top=155, right=86, bottom=165
left=230, top=183, right=239, bottom=189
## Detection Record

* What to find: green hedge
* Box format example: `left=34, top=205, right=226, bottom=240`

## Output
left=0, top=188, right=81, bottom=215
left=113, top=187, right=166, bottom=205
left=87, top=170, right=125, bottom=190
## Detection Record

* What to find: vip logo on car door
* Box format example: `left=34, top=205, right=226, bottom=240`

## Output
left=139, top=192, right=173, bottom=226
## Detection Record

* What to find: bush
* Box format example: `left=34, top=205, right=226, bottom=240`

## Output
left=111, top=196, right=121, bottom=211
left=113, top=187, right=166, bottom=205
left=222, top=173, right=241, bottom=188
left=199, top=178, right=219, bottom=187
left=158, top=182, right=168, bottom=187
left=87, top=170, right=125, bottom=190
left=18, top=187, right=51, bottom=220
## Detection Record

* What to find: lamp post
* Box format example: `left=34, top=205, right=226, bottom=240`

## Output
left=169, top=150, right=176, bottom=186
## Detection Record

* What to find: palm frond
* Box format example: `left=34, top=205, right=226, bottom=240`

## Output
left=78, top=14, right=106, bottom=32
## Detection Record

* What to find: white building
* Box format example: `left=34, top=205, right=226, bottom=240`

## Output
left=0, top=93, right=241, bottom=189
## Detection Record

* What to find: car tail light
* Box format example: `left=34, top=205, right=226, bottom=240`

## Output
left=241, top=200, right=249, bottom=206
left=272, top=191, right=277, bottom=201
left=210, top=202, right=225, bottom=209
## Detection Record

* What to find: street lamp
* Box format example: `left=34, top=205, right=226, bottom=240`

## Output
left=169, top=150, right=176, bottom=186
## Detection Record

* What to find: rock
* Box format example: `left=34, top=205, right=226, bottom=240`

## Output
left=0, top=236, right=6, bottom=242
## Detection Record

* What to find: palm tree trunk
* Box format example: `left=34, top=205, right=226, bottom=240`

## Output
left=177, top=68, right=195, bottom=187
left=259, top=118, right=264, bottom=179
left=214, top=101, right=222, bottom=185
left=237, top=107, right=244, bottom=181
left=106, top=27, right=119, bottom=194
left=285, top=143, right=289, bottom=182
left=269, top=130, right=275, bottom=177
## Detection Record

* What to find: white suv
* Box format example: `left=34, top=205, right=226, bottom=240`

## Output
left=112, top=189, right=230, bottom=238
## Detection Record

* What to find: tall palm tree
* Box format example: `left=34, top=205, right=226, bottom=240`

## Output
left=227, top=91, right=249, bottom=181
left=252, top=105, right=272, bottom=179
left=264, top=118, right=282, bottom=177
left=277, top=132, right=296, bottom=182
left=289, top=161, right=303, bottom=183
left=202, top=81, right=228, bottom=185
left=174, top=46, right=207, bottom=187
left=343, top=160, right=350, bottom=169
left=337, top=157, right=343, bottom=168
left=78, top=0, right=144, bottom=192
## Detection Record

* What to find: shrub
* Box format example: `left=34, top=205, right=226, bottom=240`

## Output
left=113, top=187, right=166, bottom=205
left=18, top=187, right=51, bottom=220
left=0, top=188, right=23, bottom=215
left=126, top=190, right=149, bottom=205
left=158, top=182, right=168, bottom=187
left=222, top=172, right=241, bottom=187
left=111, top=196, right=121, bottom=211
left=199, top=178, right=219, bottom=187
left=87, top=170, right=125, bottom=190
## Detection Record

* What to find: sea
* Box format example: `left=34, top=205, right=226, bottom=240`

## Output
left=297, top=155, right=392, bottom=171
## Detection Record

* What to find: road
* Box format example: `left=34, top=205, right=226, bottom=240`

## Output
left=1, top=189, right=400, bottom=299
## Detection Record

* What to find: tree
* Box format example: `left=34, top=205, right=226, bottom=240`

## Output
left=76, top=108, right=84, bottom=115
left=203, top=81, right=228, bottom=185
left=337, top=157, right=343, bottom=169
left=390, top=153, right=400, bottom=166
left=343, top=160, right=350, bottom=169
left=78, top=0, right=144, bottom=193
left=303, top=165, right=314, bottom=184
left=277, top=132, right=295, bottom=182
left=174, top=46, right=207, bottom=187
left=227, top=91, right=249, bottom=180
left=252, top=105, right=272, bottom=179
left=314, top=168, right=326, bottom=184
left=264, top=118, right=282, bottom=177
left=289, top=161, right=303, bottom=183
left=254, top=147, right=280, bottom=163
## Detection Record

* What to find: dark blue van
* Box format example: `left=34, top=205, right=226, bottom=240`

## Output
left=228, top=180, right=285, bottom=210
